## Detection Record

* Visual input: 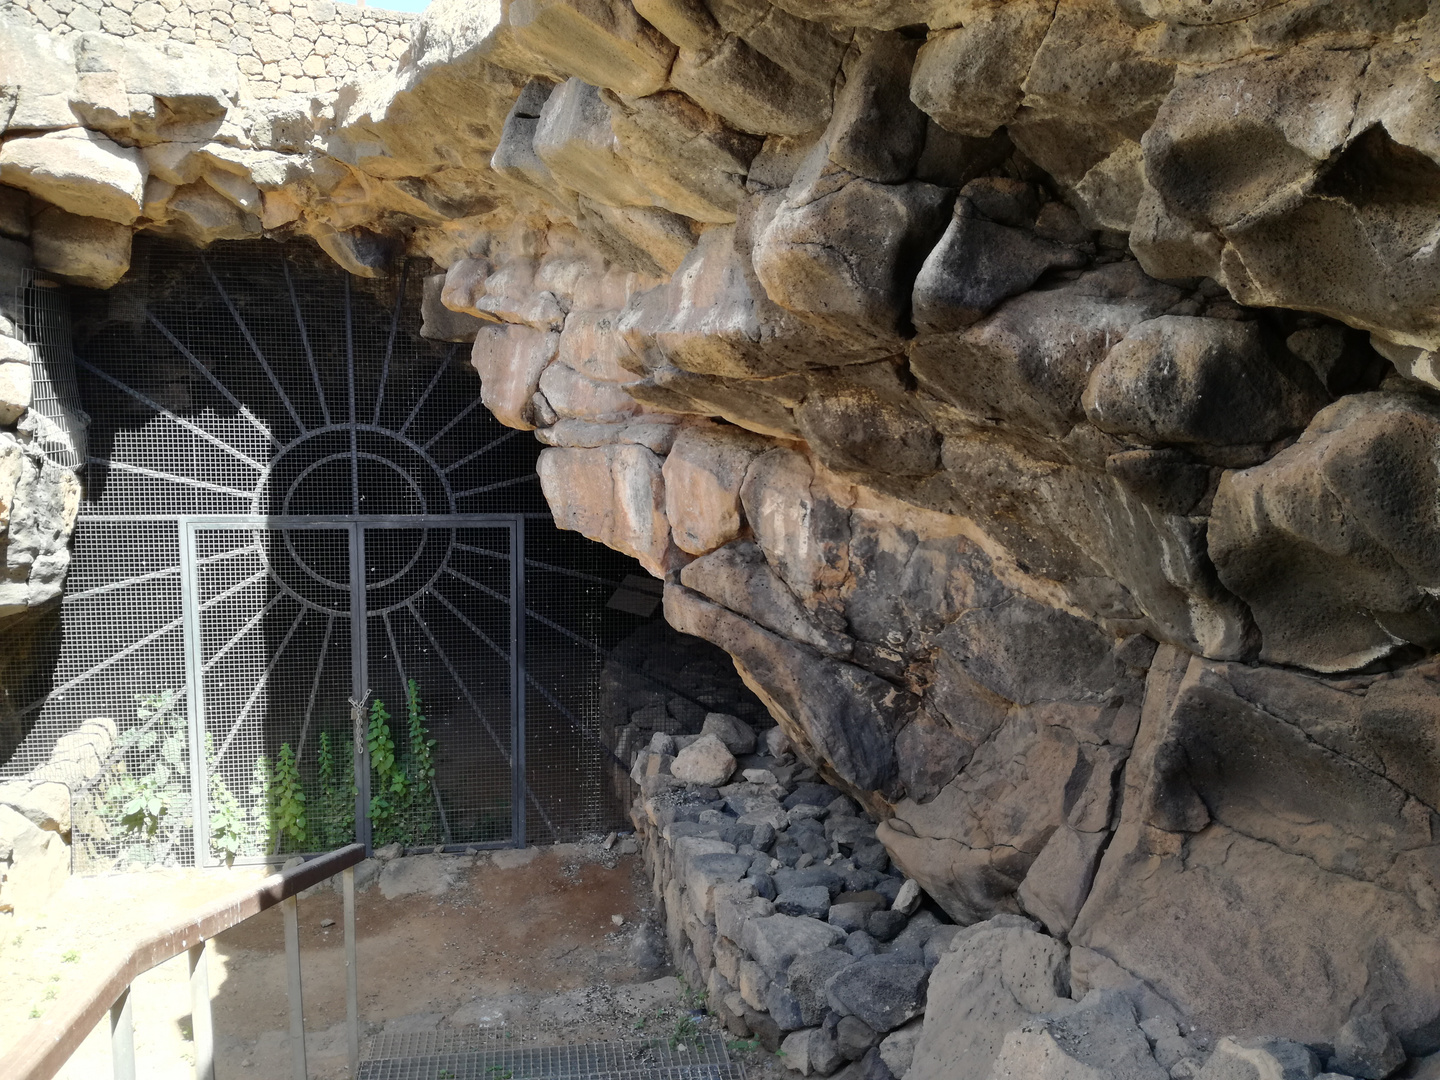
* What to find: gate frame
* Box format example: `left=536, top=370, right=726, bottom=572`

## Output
left=179, top=513, right=527, bottom=865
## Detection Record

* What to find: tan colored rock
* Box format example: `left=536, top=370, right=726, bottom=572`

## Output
left=671, top=731, right=737, bottom=786
left=533, top=78, right=656, bottom=208
left=604, top=88, right=761, bottom=223
left=907, top=916, right=1070, bottom=1080
left=556, top=311, right=638, bottom=384
left=669, top=35, right=833, bottom=137
left=0, top=128, right=147, bottom=225
left=661, top=419, right=768, bottom=555
left=0, top=810, right=68, bottom=916
left=30, top=206, right=132, bottom=289
left=536, top=359, right=640, bottom=423
left=910, top=0, right=1052, bottom=137
left=538, top=443, right=686, bottom=576
left=471, top=322, right=560, bottom=430
left=0, top=334, right=32, bottom=426
left=0, top=780, right=70, bottom=833
left=506, top=0, right=677, bottom=98
left=164, top=181, right=261, bottom=245
left=575, top=197, right=696, bottom=277
left=0, top=20, right=79, bottom=131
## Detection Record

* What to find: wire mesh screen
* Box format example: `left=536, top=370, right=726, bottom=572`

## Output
left=1, top=237, right=678, bottom=868
left=365, top=525, right=516, bottom=849
left=193, top=525, right=356, bottom=862
left=14, top=272, right=89, bottom=469
left=0, top=520, right=193, bottom=872
left=76, top=242, right=543, bottom=519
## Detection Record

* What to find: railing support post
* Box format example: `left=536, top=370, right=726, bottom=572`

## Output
left=188, top=941, right=215, bottom=1080
left=109, top=985, right=135, bottom=1080
left=344, top=866, right=359, bottom=1078
left=282, top=894, right=307, bottom=1080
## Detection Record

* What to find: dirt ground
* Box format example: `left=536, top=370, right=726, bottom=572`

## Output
left=0, top=840, right=780, bottom=1079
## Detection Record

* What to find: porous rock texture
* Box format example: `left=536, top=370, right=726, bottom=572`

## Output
left=5, top=0, right=1440, bottom=1073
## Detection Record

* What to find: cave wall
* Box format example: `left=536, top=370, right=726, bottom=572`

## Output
left=3, top=0, right=1440, bottom=1063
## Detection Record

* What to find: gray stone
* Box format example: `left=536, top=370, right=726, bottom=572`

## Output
left=848, top=930, right=879, bottom=958
left=1195, top=1038, right=1320, bottom=1080
left=783, top=1024, right=848, bottom=1078
left=742, top=913, right=847, bottom=981
left=987, top=989, right=1168, bottom=1080
left=907, top=917, right=1068, bottom=1080
left=913, top=198, right=1087, bottom=334
left=787, top=947, right=857, bottom=1027
left=1329, top=1014, right=1405, bottom=1080
left=838, top=1014, right=880, bottom=1061
left=825, top=957, right=929, bottom=1034
left=702, top=711, right=757, bottom=756
left=776, top=885, right=833, bottom=919
left=829, top=901, right=876, bottom=934
left=672, top=733, right=738, bottom=787
left=765, top=982, right=806, bottom=1031
left=867, top=910, right=907, bottom=943
left=892, top=880, right=922, bottom=915
left=878, top=1019, right=923, bottom=1080
left=1083, top=316, right=1328, bottom=451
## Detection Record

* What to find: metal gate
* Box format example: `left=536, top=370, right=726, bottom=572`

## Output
left=183, top=516, right=524, bottom=864
left=1, top=242, right=640, bottom=870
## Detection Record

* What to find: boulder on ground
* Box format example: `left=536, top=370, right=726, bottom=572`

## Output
left=671, top=732, right=738, bottom=787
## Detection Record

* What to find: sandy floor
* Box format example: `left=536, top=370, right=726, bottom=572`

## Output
left=0, top=841, right=749, bottom=1079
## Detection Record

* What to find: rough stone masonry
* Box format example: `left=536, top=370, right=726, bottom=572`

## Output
left=2, top=0, right=1440, bottom=1077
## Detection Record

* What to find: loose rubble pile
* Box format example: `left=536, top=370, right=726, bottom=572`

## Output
left=602, top=618, right=771, bottom=803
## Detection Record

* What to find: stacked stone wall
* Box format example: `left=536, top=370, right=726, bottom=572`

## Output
left=0, top=0, right=413, bottom=98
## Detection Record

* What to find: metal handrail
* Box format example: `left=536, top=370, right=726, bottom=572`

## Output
left=0, top=842, right=367, bottom=1080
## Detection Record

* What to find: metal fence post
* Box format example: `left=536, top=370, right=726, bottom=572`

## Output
left=283, top=895, right=307, bottom=1080
left=188, top=941, right=215, bottom=1080
left=110, top=985, right=135, bottom=1080
left=344, top=866, right=359, bottom=1078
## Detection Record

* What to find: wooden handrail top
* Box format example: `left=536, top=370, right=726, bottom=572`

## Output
left=0, top=843, right=367, bottom=1080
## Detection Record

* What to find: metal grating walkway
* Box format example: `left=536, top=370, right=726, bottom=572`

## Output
left=358, top=1032, right=744, bottom=1080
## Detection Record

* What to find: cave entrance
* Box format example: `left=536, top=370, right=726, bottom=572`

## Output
left=2, top=240, right=668, bottom=870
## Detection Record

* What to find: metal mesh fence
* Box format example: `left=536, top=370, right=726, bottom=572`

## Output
left=0, top=238, right=679, bottom=868
left=359, top=1031, right=742, bottom=1080
left=13, top=271, right=89, bottom=469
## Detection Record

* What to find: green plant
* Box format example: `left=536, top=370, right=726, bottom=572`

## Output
left=365, top=684, right=443, bottom=847
left=28, top=1007, right=39, bottom=1019
left=367, top=696, right=403, bottom=838
left=61, top=950, right=79, bottom=963
left=486, top=1068, right=512, bottom=1080
left=668, top=1015, right=699, bottom=1050
left=726, top=1039, right=760, bottom=1054
left=273, top=742, right=308, bottom=851
left=205, top=734, right=253, bottom=864
left=438, top=1071, right=456, bottom=1080
left=101, top=692, right=191, bottom=848
left=313, top=731, right=356, bottom=849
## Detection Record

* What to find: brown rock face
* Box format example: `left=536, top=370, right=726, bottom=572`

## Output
left=8, top=0, right=1440, bottom=1061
